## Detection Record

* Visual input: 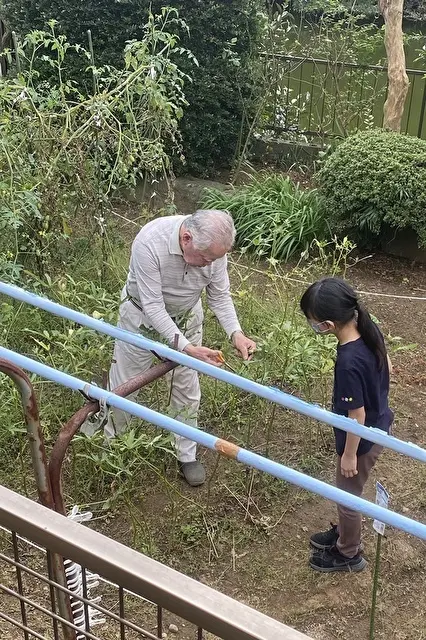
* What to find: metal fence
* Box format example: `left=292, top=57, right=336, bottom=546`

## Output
left=0, top=485, right=310, bottom=640
left=2, top=32, right=425, bottom=141
left=262, top=53, right=426, bottom=141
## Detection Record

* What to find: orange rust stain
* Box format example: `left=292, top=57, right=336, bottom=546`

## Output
left=215, top=439, right=240, bottom=459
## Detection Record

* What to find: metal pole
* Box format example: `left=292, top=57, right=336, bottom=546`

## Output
left=0, top=360, right=55, bottom=509
left=0, top=360, right=76, bottom=639
left=369, top=534, right=383, bottom=640
left=417, top=76, right=426, bottom=139
left=0, top=282, right=425, bottom=464
left=2, top=347, right=426, bottom=542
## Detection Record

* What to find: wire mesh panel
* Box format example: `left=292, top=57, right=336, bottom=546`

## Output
left=0, top=527, right=208, bottom=640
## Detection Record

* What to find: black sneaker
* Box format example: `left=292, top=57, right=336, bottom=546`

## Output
left=309, top=546, right=367, bottom=573
left=310, top=523, right=339, bottom=550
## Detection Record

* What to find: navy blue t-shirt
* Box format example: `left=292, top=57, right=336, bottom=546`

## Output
left=332, top=337, right=393, bottom=457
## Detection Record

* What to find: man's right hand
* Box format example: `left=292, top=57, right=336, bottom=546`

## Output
left=183, top=344, right=223, bottom=366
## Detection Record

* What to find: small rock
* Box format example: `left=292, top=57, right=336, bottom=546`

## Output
left=162, top=634, right=168, bottom=639
left=169, top=624, right=179, bottom=634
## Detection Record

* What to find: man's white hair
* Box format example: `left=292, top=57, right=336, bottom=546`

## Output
left=183, top=209, right=236, bottom=251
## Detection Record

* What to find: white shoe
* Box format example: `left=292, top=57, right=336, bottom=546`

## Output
left=80, top=394, right=109, bottom=436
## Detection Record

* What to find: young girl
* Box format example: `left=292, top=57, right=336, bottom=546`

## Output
left=300, top=277, right=393, bottom=573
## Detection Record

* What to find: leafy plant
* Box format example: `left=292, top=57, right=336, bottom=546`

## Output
left=201, top=259, right=337, bottom=461
left=289, top=9, right=384, bottom=65
left=2, top=0, right=265, bottom=177
left=0, top=12, right=188, bottom=274
left=316, top=129, right=426, bottom=248
left=288, top=0, right=426, bottom=21
left=297, top=235, right=357, bottom=279
left=202, top=172, right=327, bottom=261
left=74, top=429, right=174, bottom=487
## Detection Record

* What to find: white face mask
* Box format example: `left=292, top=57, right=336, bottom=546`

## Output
left=310, top=320, right=331, bottom=334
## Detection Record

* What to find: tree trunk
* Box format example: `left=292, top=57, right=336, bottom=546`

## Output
left=379, top=0, right=409, bottom=132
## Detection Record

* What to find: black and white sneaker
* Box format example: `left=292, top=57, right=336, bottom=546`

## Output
left=80, top=392, right=110, bottom=437
left=309, top=546, right=367, bottom=573
left=310, top=523, right=339, bottom=550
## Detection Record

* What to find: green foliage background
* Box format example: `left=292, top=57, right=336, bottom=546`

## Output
left=317, top=129, right=426, bottom=248
left=2, top=0, right=264, bottom=176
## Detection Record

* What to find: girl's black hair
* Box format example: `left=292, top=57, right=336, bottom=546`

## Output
left=300, top=277, right=387, bottom=368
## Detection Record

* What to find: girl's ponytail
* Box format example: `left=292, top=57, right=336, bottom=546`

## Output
left=356, top=302, right=387, bottom=369
left=300, top=277, right=388, bottom=369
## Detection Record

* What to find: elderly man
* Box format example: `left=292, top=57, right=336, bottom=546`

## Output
left=84, top=210, right=256, bottom=486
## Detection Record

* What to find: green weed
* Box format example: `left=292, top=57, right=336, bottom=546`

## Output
left=201, top=172, right=327, bottom=262
left=0, top=209, right=355, bottom=559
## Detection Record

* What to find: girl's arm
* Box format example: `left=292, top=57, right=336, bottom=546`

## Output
left=341, top=407, right=366, bottom=478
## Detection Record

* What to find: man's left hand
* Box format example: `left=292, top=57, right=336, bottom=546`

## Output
left=232, top=331, right=257, bottom=361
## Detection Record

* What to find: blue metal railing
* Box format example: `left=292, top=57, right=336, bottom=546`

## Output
left=0, top=281, right=425, bottom=463
left=1, top=345, right=426, bottom=542
left=0, top=282, right=425, bottom=543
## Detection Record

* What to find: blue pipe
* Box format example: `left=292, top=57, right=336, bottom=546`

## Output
left=1, top=345, right=426, bottom=542
left=0, top=281, right=425, bottom=464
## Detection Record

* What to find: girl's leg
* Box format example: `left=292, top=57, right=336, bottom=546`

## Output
left=336, top=444, right=383, bottom=557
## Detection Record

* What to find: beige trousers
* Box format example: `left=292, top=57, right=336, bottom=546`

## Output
left=106, top=288, right=203, bottom=463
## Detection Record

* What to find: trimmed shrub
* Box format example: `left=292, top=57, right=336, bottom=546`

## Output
left=316, top=129, right=426, bottom=248
left=202, top=173, right=326, bottom=262
left=2, top=0, right=264, bottom=176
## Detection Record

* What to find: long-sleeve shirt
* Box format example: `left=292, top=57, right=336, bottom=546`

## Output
left=126, top=215, right=242, bottom=351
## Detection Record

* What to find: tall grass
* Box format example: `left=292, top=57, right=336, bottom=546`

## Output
left=202, top=173, right=327, bottom=262
left=0, top=231, right=336, bottom=500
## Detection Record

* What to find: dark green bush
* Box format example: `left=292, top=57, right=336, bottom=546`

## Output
left=316, top=129, right=426, bottom=248
left=2, top=0, right=264, bottom=176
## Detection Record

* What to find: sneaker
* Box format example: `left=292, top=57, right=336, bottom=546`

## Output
left=79, top=381, right=109, bottom=436
left=310, top=523, right=339, bottom=550
left=179, top=461, right=206, bottom=487
left=309, top=546, right=367, bottom=573
left=80, top=396, right=110, bottom=436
